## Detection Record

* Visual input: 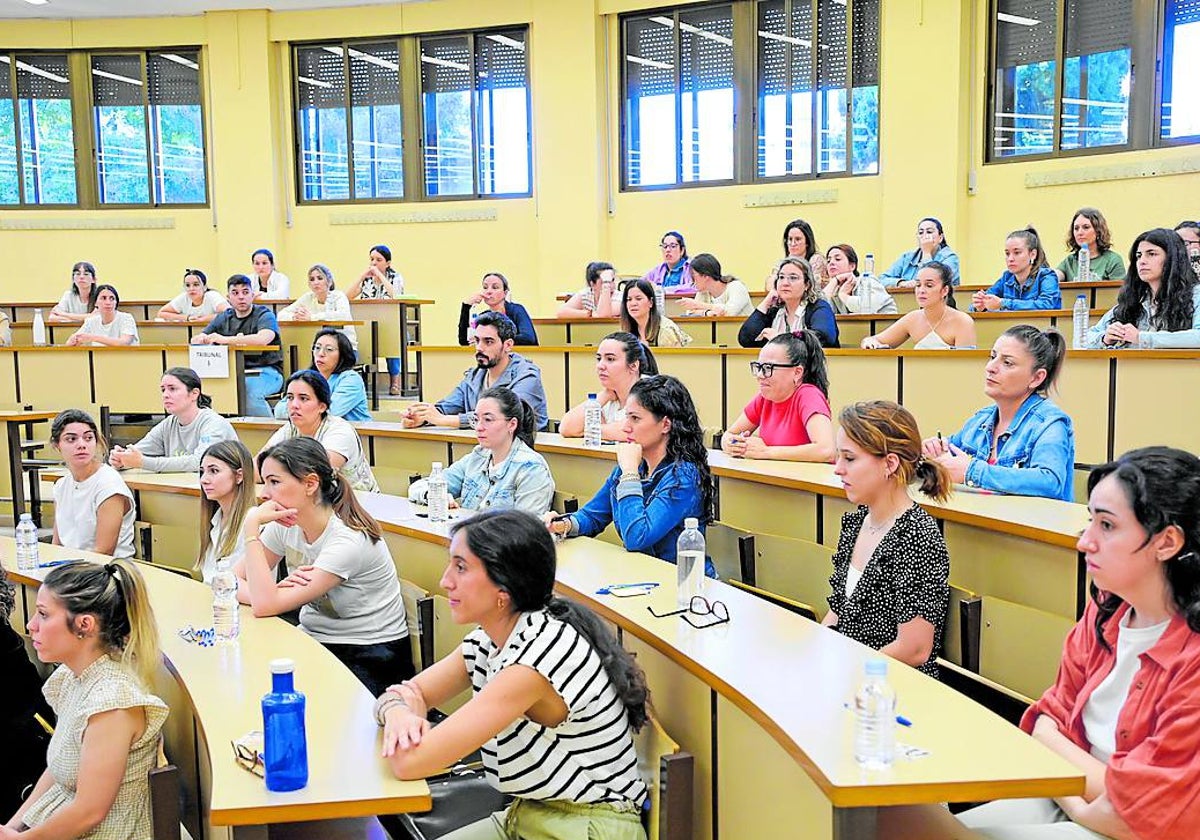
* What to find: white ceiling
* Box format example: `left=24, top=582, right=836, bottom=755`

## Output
left=1, top=0, right=422, bottom=20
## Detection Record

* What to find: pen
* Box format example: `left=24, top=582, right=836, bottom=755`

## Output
left=843, top=703, right=912, bottom=727
left=38, top=559, right=77, bottom=568
left=595, top=582, right=660, bottom=595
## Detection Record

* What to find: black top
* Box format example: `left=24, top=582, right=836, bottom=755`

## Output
left=826, top=503, right=949, bottom=677
left=202, top=304, right=283, bottom=372
left=737, top=300, right=840, bottom=348
left=457, top=302, right=540, bottom=347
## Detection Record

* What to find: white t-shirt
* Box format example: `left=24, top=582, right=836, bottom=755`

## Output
left=264, top=416, right=380, bottom=494
left=52, top=464, right=137, bottom=559
left=258, top=271, right=290, bottom=300
left=168, top=289, right=226, bottom=318
left=258, top=514, right=407, bottom=645
left=201, top=507, right=246, bottom=585
left=75, top=312, right=139, bottom=345
left=55, top=290, right=92, bottom=315
left=279, top=290, right=358, bottom=351
left=1082, top=611, right=1170, bottom=763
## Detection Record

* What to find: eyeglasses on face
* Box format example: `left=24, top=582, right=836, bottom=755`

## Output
left=660, top=242, right=681, bottom=251
left=647, top=595, right=730, bottom=628
left=749, top=361, right=799, bottom=378
left=311, top=344, right=339, bottom=355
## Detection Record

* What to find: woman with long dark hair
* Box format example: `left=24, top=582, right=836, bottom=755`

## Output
left=560, top=331, right=659, bottom=441
left=458, top=272, right=538, bottom=346
left=376, top=509, right=649, bottom=839
left=64, top=285, right=139, bottom=347
left=49, top=409, right=137, bottom=559
left=547, top=375, right=715, bottom=571
left=619, top=277, right=691, bottom=348
left=1086, top=228, right=1200, bottom=349
left=738, top=256, right=839, bottom=348
left=780, top=219, right=827, bottom=284
left=48, top=261, right=99, bottom=323
left=959, top=446, right=1200, bottom=839
left=721, top=331, right=834, bottom=462
left=1054, top=207, right=1125, bottom=283
left=879, top=217, right=961, bottom=287
left=273, top=328, right=369, bottom=422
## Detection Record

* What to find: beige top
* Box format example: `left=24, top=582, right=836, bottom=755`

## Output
left=23, top=656, right=168, bottom=840
left=655, top=315, right=692, bottom=348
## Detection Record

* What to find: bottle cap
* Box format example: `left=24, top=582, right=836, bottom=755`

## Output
left=270, top=658, right=295, bottom=674
left=684, top=517, right=699, bottom=529
left=588, top=393, right=596, bottom=400
left=432, top=462, right=443, bottom=470
left=1077, top=294, right=1086, bottom=300
left=865, top=658, right=887, bottom=676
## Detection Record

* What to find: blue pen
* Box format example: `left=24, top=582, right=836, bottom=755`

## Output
left=843, top=703, right=912, bottom=727
left=595, top=582, right=660, bottom=595
left=38, top=559, right=75, bottom=569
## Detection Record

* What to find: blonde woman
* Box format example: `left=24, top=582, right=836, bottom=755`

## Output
left=197, top=439, right=255, bottom=584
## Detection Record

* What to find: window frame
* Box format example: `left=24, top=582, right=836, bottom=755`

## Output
left=0, top=46, right=210, bottom=209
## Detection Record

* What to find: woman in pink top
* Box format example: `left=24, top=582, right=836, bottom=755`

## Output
left=720, top=331, right=834, bottom=461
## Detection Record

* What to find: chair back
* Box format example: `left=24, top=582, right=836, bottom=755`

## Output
left=635, top=713, right=693, bottom=840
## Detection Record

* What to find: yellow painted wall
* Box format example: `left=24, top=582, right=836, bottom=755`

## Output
left=1, top=0, right=1197, bottom=341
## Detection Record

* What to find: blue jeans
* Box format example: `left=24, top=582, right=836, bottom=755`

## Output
left=245, top=366, right=284, bottom=417
left=386, top=357, right=400, bottom=376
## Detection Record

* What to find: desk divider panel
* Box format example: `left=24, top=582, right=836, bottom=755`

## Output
left=717, top=476, right=820, bottom=542
left=92, top=350, right=169, bottom=413
left=18, top=350, right=92, bottom=407
left=1113, top=354, right=1200, bottom=457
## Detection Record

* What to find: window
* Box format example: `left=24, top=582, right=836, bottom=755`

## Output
left=621, top=1, right=880, bottom=190
left=988, top=1, right=1198, bottom=160
left=0, top=49, right=207, bottom=207
left=293, top=27, right=531, bottom=203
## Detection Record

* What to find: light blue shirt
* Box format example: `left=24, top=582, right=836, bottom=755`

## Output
left=408, top=438, right=554, bottom=515
left=1085, top=285, right=1200, bottom=349
left=273, top=369, right=370, bottom=422
left=880, top=245, right=961, bottom=286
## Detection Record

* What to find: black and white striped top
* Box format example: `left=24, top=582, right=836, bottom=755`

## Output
left=462, top=609, right=648, bottom=806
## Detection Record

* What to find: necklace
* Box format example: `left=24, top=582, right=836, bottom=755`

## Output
left=864, top=512, right=898, bottom=536
left=923, top=306, right=948, bottom=338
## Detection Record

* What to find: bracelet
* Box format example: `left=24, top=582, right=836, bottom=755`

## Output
left=373, top=696, right=408, bottom=726
left=619, top=471, right=640, bottom=483
left=244, top=536, right=261, bottom=545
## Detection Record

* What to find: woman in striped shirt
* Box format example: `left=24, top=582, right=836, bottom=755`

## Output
left=375, top=509, right=650, bottom=839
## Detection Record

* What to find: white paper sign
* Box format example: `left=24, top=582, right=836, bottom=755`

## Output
left=188, top=344, right=230, bottom=379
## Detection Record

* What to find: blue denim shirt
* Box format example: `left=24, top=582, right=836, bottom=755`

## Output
left=409, top=438, right=555, bottom=515
left=976, top=266, right=1062, bottom=311
left=880, top=245, right=961, bottom=286
left=570, top=460, right=709, bottom=569
left=948, top=393, right=1075, bottom=501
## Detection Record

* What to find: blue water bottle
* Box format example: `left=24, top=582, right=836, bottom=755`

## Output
left=262, top=658, right=308, bottom=792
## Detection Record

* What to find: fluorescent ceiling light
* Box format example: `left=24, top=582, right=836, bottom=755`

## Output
left=420, top=54, right=471, bottom=72
left=649, top=15, right=733, bottom=47
left=12, top=59, right=69, bottom=84
left=160, top=53, right=199, bottom=70
left=324, top=45, right=397, bottom=71
left=997, top=12, right=1040, bottom=26
left=92, top=68, right=142, bottom=86
left=758, top=30, right=813, bottom=48
left=485, top=34, right=525, bottom=51
left=626, top=55, right=673, bottom=70
left=297, top=75, right=333, bottom=89
left=22, top=0, right=50, bottom=6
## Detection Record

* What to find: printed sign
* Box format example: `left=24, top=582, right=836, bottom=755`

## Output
left=189, top=344, right=230, bottom=379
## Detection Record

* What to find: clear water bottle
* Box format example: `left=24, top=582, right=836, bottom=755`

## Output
left=583, top=393, right=603, bottom=448
left=16, top=513, right=39, bottom=571
left=854, top=658, right=897, bottom=769
left=427, top=462, right=449, bottom=523
left=675, top=517, right=706, bottom=607
left=863, top=253, right=875, bottom=277
left=262, top=658, right=308, bottom=792
left=653, top=282, right=666, bottom=314
left=211, top=558, right=240, bottom=643
left=1078, top=247, right=1091, bottom=283
left=466, top=312, right=478, bottom=344
left=1072, top=294, right=1089, bottom=350
left=31, top=309, right=47, bottom=347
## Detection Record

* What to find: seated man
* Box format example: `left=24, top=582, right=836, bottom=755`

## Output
left=190, top=274, right=284, bottom=417
left=404, top=311, right=549, bottom=431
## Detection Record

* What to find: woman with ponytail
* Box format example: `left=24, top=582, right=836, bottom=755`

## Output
left=721, top=331, right=834, bottom=462
left=110, top=367, right=237, bottom=473
left=409, top=386, right=554, bottom=515
left=826, top=401, right=951, bottom=677
left=4, top=561, right=167, bottom=840
left=50, top=410, right=137, bottom=560
left=972, top=226, right=1062, bottom=311
left=376, top=509, right=649, bottom=839
left=959, top=446, right=1200, bottom=840
left=238, top=437, right=411, bottom=695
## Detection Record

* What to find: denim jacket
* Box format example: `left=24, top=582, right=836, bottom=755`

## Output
left=409, top=438, right=555, bottom=515
left=949, top=393, right=1075, bottom=501
left=880, top=245, right=961, bottom=286
left=569, top=460, right=707, bottom=567
left=976, top=266, right=1062, bottom=311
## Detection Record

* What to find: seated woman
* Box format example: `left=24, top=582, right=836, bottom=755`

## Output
left=738, top=257, right=839, bottom=348
left=779, top=218, right=827, bottom=288
left=556, top=261, right=619, bottom=319
left=1054, top=207, right=1126, bottom=283
left=410, top=387, right=554, bottom=515
left=156, top=269, right=229, bottom=323
left=275, top=328, right=370, bottom=422
left=560, top=331, right=658, bottom=441
left=109, top=367, right=237, bottom=474
left=923, top=325, right=1074, bottom=501
left=1086, top=228, right=1200, bottom=349
left=620, top=278, right=692, bottom=348
left=458, top=272, right=538, bottom=346
left=249, top=248, right=290, bottom=300
left=861, top=262, right=976, bottom=350
left=821, top=243, right=897, bottom=315
left=50, top=409, right=137, bottom=559
left=238, top=437, right=412, bottom=696
left=279, top=264, right=357, bottom=355
left=0, top=569, right=52, bottom=820
left=0, top=311, right=9, bottom=347
left=5, top=561, right=167, bottom=840
left=48, top=262, right=98, bottom=324
left=958, top=446, right=1200, bottom=840
left=825, top=401, right=951, bottom=677
left=197, top=439, right=255, bottom=584
left=643, top=230, right=694, bottom=291
left=348, top=244, right=404, bottom=396
left=972, top=227, right=1062, bottom=312
left=1176, top=220, right=1200, bottom=278
left=721, top=332, right=834, bottom=462
left=547, top=375, right=714, bottom=571
left=879, top=217, right=961, bottom=287
left=263, top=370, right=380, bottom=494
left=678, top=253, right=753, bottom=317
left=65, top=285, right=138, bottom=346
left=376, top=509, right=649, bottom=838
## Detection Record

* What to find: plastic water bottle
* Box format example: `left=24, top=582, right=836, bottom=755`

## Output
left=863, top=253, right=875, bottom=278
left=262, top=658, right=308, bottom=792
left=31, top=309, right=47, bottom=347
left=854, top=658, right=897, bottom=769
left=653, top=282, right=666, bottom=314
left=675, top=518, right=706, bottom=607
left=427, top=462, right=449, bottom=523
left=16, top=513, right=39, bottom=571
left=1078, top=247, right=1091, bottom=283
left=211, top=559, right=240, bottom=643
left=1072, top=294, right=1089, bottom=350
left=583, top=393, right=603, bottom=448
left=466, top=312, right=478, bottom=344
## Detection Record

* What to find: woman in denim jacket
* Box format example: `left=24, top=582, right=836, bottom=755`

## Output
left=923, top=325, right=1075, bottom=501
left=409, top=386, right=554, bottom=515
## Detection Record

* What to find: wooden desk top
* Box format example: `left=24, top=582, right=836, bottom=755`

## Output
left=1, top=539, right=430, bottom=825
left=0, top=344, right=281, bottom=353
left=12, top=320, right=365, bottom=329
left=0, top=409, right=59, bottom=421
